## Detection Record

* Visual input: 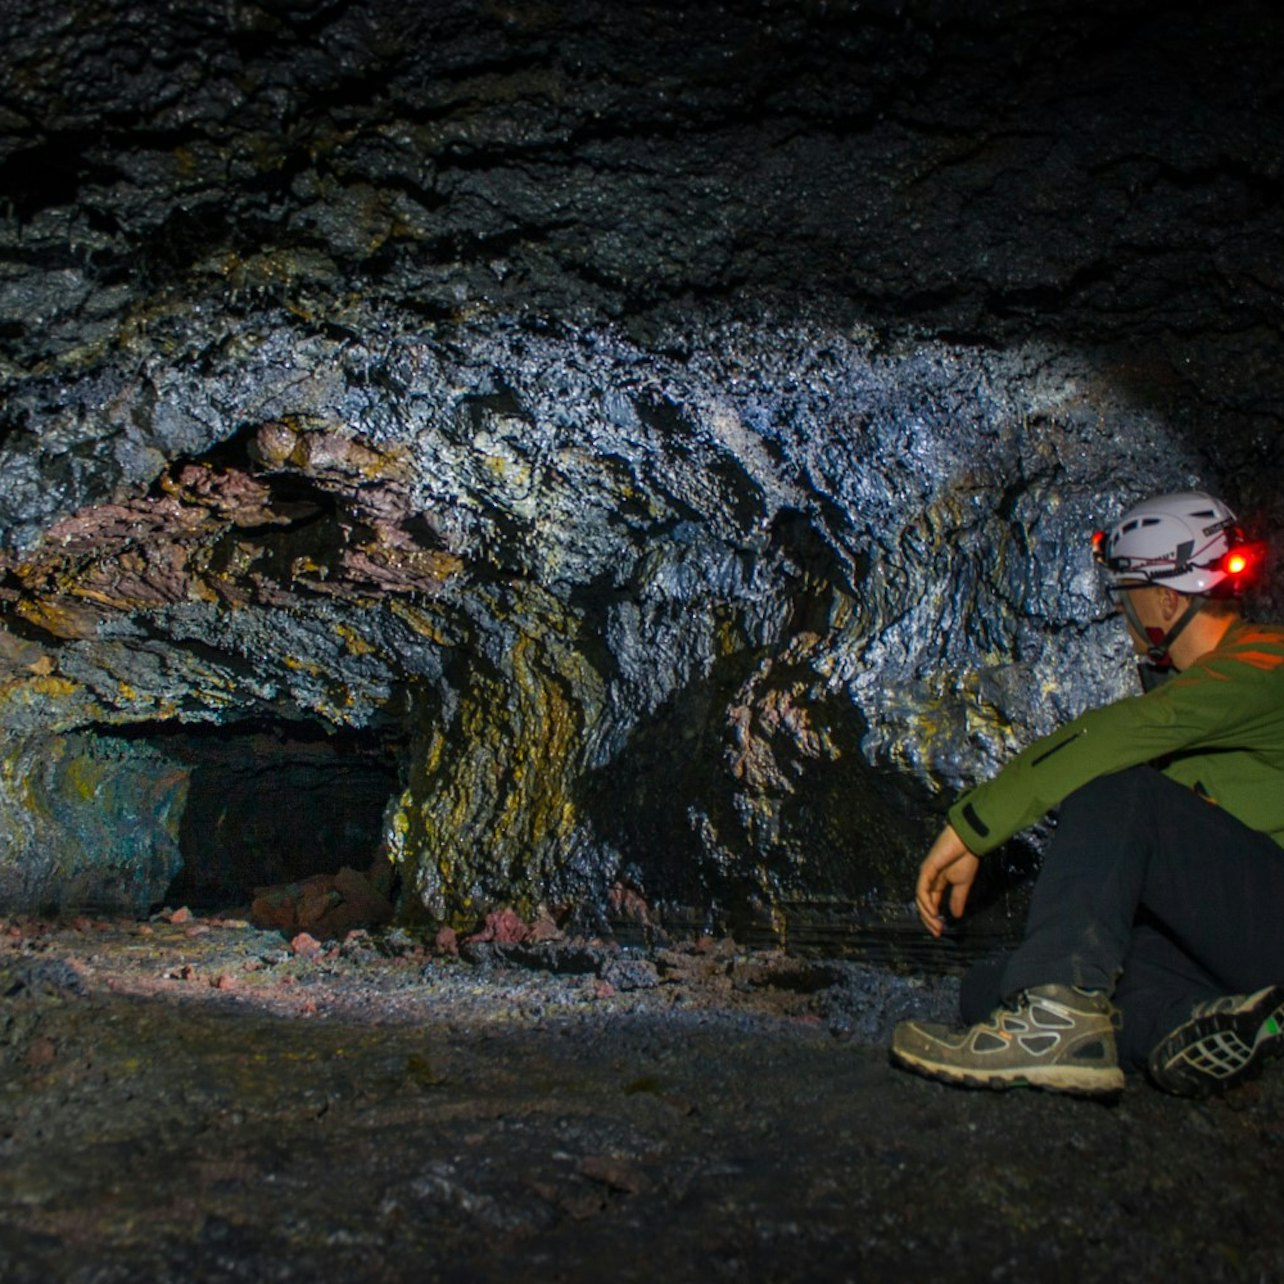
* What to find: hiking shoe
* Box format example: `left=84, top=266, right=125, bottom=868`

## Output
left=890, top=984, right=1124, bottom=1097
left=1147, top=985, right=1284, bottom=1098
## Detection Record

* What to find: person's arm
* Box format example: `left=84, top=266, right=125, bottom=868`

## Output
left=947, top=651, right=1267, bottom=855
left=913, top=628, right=1277, bottom=938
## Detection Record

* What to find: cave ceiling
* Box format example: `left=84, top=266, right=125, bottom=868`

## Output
left=0, top=0, right=1280, bottom=924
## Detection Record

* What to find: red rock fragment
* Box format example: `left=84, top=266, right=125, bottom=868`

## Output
left=250, top=864, right=394, bottom=940
left=526, top=907, right=565, bottom=944
left=608, top=881, right=653, bottom=927
left=168, top=907, right=193, bottom=925
left=25, top=1036, right=57, bottom=1066
left=578, top=1155, right=651, bottom=1195
left=290, top=932, right=323, bottom=958
left=434, top=926, right=460, bottom=956
left=211, top=973, right=237, bottom=990
left=466, top=907, right=530, bottom=945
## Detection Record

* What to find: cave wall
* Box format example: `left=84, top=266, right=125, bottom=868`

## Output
left=0, top=0, right=1281, bottom=928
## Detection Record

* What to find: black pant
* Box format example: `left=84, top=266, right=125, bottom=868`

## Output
left=959, top=766, right=1284, bottom=1069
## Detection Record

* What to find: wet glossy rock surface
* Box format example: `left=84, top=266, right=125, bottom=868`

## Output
left=0, top=1, right=1281, bottom=931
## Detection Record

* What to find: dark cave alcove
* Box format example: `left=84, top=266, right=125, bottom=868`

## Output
left=146, top=722, right=404, bottom=914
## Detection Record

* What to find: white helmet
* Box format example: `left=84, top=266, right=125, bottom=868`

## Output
left=1093, top=490, right=1252, bottom=598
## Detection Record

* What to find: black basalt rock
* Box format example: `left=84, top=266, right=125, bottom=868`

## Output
left=0, top=0, right=1279, bottom=934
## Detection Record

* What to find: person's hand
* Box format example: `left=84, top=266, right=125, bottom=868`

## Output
left=915, top=823, right=980, bottom=938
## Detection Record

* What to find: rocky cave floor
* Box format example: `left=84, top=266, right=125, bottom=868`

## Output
left=3, top=911, right=1283, bottom=1283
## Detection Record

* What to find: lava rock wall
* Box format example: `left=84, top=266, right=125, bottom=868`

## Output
left=0, top=0, right=1280, bottom=930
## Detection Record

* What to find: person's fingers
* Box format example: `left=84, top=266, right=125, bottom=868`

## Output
left=916, top=870, right=944, bottom=936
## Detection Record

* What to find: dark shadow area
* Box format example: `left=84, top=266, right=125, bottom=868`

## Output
left=8, top=0, right=1284, bottom=450
left=139, top=722, right=403, bottom=912
left=578, top=630, right=933, bottom=947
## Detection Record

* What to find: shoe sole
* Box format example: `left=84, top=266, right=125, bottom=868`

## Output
left=889, top=1046, right=1125, bottom=1098
left=1149, top=984, right=1284, bottom=1098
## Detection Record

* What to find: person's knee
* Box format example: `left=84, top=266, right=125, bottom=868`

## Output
left=1059, top=764, right=1172, bottom=824
left=1070, top=764, right=1157, bottom=802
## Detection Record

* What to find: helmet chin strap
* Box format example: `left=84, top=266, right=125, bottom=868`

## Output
left=1118, top=590, right=1206, bottom=690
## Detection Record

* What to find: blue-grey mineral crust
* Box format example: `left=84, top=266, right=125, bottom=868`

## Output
left=0, top=0, right=1279, bottom=926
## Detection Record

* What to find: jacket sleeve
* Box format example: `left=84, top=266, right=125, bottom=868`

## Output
left=946, top=647, right=1270, bottom=854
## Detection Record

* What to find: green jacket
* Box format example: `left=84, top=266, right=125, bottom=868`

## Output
left=948, top=619, right=1284, bottom=854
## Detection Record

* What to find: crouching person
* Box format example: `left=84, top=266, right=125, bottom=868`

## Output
left=890, top=491, right=1284, bottom=1098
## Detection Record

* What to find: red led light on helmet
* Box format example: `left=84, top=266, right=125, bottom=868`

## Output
left=1216, top=539, right=1263, bottom=590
